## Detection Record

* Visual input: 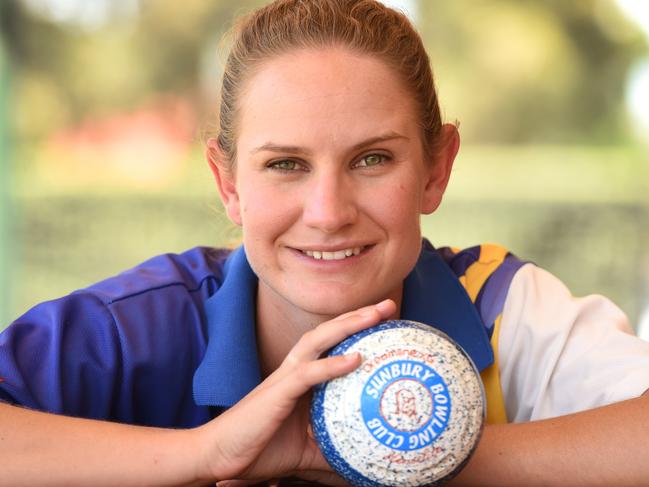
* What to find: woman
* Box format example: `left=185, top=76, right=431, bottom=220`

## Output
left=2, top=1, right=649, bottom=485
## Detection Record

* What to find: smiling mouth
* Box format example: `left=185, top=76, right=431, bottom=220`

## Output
left=300, top=246, right=366, bottom=261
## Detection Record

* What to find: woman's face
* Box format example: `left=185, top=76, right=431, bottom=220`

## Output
left=215, top=48, right=455, bottom=318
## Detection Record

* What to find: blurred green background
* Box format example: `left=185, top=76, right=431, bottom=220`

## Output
left=0, top=0, right=648, bottom=333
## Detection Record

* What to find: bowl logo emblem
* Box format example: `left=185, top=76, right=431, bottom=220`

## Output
left=361, top=359, right=451, bottom=451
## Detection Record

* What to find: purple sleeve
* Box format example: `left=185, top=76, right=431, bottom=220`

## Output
left=0, top=286, right=212, bottom=426
left=0, top=292, right=122, bottom=419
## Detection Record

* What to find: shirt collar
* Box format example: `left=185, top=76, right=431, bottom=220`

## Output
left=193, top=246, right=261, bottom=407
left=193, top=240, right=493, bottom=407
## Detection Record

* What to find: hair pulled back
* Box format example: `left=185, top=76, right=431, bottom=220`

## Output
left=217, top=0, right=442, bottom=165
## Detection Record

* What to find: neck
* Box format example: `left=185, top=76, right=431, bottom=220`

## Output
left=255, top=283, right=402, bottom=378
left=255, top=285, right=329, bottom=377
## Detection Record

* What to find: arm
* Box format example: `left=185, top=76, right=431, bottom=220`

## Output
left=0, top=402, right=208, bottom=487
left=454, top=392, right=649, bottom=486
left=0, top=300, right=396, bottom=486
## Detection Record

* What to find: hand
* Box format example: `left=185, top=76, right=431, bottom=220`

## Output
left=194, top=299, right=396, bottom=486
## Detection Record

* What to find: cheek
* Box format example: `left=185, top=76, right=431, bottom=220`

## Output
left=380, top=180, right=424, bottom=226
left=238, top=184, right=296, bottom=235
left=238, top=186, right=268, bottom=232
left=239, top=179, right=273, bottom=213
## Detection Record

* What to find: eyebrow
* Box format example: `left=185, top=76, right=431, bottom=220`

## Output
left=250, top=132, right=409, bottom=156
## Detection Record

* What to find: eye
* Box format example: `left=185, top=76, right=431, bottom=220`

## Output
left=354, top=153, right=388, bottom=168
left=267, top=159, right=305, bottom=172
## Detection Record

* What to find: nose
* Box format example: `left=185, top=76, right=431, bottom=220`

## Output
left=302, top=169, right=358, bottom=233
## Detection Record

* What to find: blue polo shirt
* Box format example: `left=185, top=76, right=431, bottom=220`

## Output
left=0, top=240, right=500, bottom=427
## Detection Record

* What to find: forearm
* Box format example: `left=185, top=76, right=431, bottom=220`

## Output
left=453, top=394, right=649, bottom=486
left=0, top=402, right=211, bottom=487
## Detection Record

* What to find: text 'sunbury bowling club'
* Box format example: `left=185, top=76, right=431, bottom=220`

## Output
left=361, top=359, right=451, bottom=451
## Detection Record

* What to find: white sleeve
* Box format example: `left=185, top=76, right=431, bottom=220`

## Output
left=498, top=263, right=649, bottom=423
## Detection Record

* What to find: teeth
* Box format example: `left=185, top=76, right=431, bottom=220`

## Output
left=302, top=246, right=363, bottom=260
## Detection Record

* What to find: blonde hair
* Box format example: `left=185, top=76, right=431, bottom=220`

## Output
left=216, top=0, right=442, bottom=166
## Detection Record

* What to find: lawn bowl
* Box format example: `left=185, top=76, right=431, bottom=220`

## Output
left=311, top=320, right=485, bottom=487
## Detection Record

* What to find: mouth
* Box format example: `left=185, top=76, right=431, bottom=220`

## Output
left=298, top=245, right=368, bottom=261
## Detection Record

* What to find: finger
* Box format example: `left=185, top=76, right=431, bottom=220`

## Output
left=251, top=352, right=361, bottom=407
left=288, top=299, right=396, bottom=362
left=215, top=480, right=249, bottom=487
left=282, top=352, right=361, bottom=399
left=329, top=298, right=396, bottom=323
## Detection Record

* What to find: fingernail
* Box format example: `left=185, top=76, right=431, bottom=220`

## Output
left=376, top=299, right=393, bottom=311
left=344, top=352, right=360, bottom=362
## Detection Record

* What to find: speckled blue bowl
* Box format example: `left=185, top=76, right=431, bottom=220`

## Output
left=311, top=320, right=485, bottom=487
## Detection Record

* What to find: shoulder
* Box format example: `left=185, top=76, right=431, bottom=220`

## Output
left=5, top=246, right=232, bottom=330
left=502, top=263, right=634, bottom=341
left=433, top=242, right=528, bottom=333
left=435, top=243, right=524, bottom=278
left=82, top=246, right=232, bottom=306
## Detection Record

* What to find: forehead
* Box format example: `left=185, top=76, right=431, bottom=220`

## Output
left=236, top=48, right=420, bottom=153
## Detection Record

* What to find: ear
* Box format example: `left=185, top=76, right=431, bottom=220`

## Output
left=206, top=138, right=242, bottom=225
left=421, top=123, right=460, bottom=214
